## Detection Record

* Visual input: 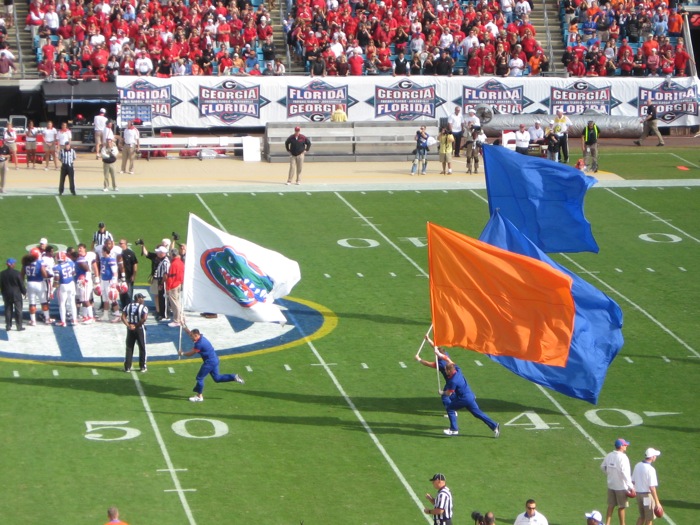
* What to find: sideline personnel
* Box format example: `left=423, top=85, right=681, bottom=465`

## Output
left=582, top=120, right=599, bottom=173
left=601, top=438, right=633, bottom=525
left=285, top=125, right=311, bottom=185
left=0, top=258, right=26, bottom=331
left=424, top=473, right=453, bottom=525
left=634, top=100, right=665, bottom=147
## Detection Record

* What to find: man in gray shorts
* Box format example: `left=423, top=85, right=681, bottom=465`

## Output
left=601, top=438, right=633, bottom=525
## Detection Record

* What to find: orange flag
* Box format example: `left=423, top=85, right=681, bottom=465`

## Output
left=427, top=222, right=575, bottom=367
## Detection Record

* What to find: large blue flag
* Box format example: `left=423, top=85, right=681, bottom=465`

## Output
left=479, top=210, right=623, bottom=404
left=483, top=144, right=599, bottom=254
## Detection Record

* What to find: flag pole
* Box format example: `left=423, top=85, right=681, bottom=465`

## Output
left=415, top=324, right=434, bottom=359
left=178, top=323, right=183, bottom=360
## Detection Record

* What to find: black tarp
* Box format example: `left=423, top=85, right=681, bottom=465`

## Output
left=42, top=80, right=118, bottom=104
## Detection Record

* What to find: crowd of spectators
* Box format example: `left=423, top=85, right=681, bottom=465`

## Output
left=284, top=0, right=553, bottom=76
left=18, top=0, right=698, bottom=80
left=29, top=0, right=286, bottom=80
left=560, top=0, right=694, bottom=77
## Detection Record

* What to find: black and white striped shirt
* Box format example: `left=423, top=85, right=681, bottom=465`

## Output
left=154, top=257, right=170, bottom=280
left=59, top=148, right=76, bottom=166
left=123, top=302, right=148, bottom=327
left=93, top=230, right=113, bottom=247
left=433, top=486, right=453, bottom=524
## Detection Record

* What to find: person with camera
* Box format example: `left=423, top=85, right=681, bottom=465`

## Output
left=138, top=238, right=170, bottom=319
left=411, top=125, right=429, bottom=175
left=118, top=239, right=138, bottom=308
left=424, top=473, right=453, bottom=525
left=601, top=438, right=633, bottom=525
left=165, top=249, right=184, bottom=327
left=514, top=499, right=548, bottom=525
left=100, top=137, right=119, bottom=192
left=438, top=127, right=454, bottom=175
left=472, top=511, right=496, bottom=525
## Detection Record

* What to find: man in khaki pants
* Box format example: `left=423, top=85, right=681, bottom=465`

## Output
left=120, top=120, right=140, bottom=174
left=284, top=126, right=311, bottom=185
left=100, top=138, right=119, bottom=191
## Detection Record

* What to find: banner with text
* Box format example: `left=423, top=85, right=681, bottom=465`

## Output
left=116, top=75, right=700, bottom=128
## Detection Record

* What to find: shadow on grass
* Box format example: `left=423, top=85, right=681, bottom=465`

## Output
left=331, top=311, right=428, bottom=326
left=0, top=376, right=184, bottom=399
left=661, top=499, right=700, bottom=511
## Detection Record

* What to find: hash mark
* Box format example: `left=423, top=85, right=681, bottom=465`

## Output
left=324, top=273, right=331, bottom=278
left=245, top=366, right=253, bottom=372
left=168, top=367, right=175, bottom=374
left=399, top=362, right=407, bottom=368
left=284, top=364, right=292, bottom=371
left=357, top=273, right=364, bottom=277
left=52, top=370, right=59, bottom=376
left=646, top=268, right=655, bottom=272
left=223, top=193, right=228, bottom=196
left=679, top=267, right=686, bottom=272
left=389, top=272, right=396, bottom=277
left=91, top=369, right=98, bottom=375
left=624, top=357, right=634, bottom=363
left=13, top=371, right=19, bottom=377
left=475, top=360, right=483, bottom=367
left=615, top=268, right=623, bottom=273
left=661, top=356, right=671, bottom=363
left=361, top=363, right=368, bottom=369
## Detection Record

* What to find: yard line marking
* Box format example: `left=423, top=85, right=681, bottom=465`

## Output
left=91, top=369, right=99, bottom=375
left=196, top=194, right=227, bottom=231
left=168, top=367, right=175, bottom=374
left=335, top=193, right=428, bottom=278
left=164, top=489, right=197, bottom=493
left=286, top=309, right=430, bottom=523
left=131, top=372, right=197, bottom=525
left=13, top=371, right=19, bottom=377
left=604, top=188, right=700, bottom=243
left=669, top=152, right=700, bottom=169
left=644, top=411, right=681, bottom=417
left=561, top=254, right=700, bottom=359
left=283, top=364, right=291, bottom=371
left=52, top=369, right=59, bottom=376
left=54, top=196, right=81, bottom=244
left=399, top=361, right=407, bottom=368
left=361, top=363, right=369, bottom=369
left=158, top=468, right=188, bottom=472
left=661, top=356, right=671, bottom=363
left=311, top=363, right=336, bottom=366
left=624, top=357, right=634, bottom=364
left=245, top=365, right=253, bottom=372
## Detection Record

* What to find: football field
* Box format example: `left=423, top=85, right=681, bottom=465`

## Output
left=0, top=170, right=699, bottom=524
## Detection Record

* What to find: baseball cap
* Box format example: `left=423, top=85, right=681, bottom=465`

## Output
left=585, top=510, right=603, bottom=522
left=100, top=108, right=106, bottom=113
left=615, top=438, right=630, bottom=448
left=549, top=120, right=554, bottom=125
left=468, top=108, right=476, bottom=113
left=429, top=473, right=446, bottom=481
left=156, top=246, right=168, bottom=254
left=645, top=448, right=661, bottom=458
left=7, top=258, right=16, bottom=265
left=39, top=237, right=48, bottom=244
left=294, top=126, right=301, bottom=131
left=162, top=238, right=172, bottom=247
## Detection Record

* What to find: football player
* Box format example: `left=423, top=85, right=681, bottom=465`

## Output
left=75, top=243, right=97, bottom=323
left=53, top=252, right=77, bottom=327
left=97, top=245, right=121, bottom=322
left=22, top=248, right=52, bottom=326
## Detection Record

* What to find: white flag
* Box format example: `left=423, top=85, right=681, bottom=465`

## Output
left=183, top=214, right=301, bottom=323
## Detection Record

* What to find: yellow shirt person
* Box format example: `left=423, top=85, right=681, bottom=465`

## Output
left=330, top=105, right=348, bottom=122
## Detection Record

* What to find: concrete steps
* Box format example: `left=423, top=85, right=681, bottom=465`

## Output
left=12, top=1, right=41, bottom=78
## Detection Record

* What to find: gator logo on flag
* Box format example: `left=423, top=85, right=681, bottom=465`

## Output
left=201, top=246, right=274, bottom=308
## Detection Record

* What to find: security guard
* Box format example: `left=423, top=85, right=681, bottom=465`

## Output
left=121, top=292, right=148, bottom=372
left=582, top=120, right=600, bottom=173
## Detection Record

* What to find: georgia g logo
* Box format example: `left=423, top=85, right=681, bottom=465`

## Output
left=201, top=246, right=274, bottom=308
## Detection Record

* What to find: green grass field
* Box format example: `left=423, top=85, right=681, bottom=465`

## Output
left=0, top=169, right=699, bottom=524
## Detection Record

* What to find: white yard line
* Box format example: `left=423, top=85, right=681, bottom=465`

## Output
left=54, top=196, right=81, bottom=244
left=604, top=188, right=700, bottom=243
left=132, top=372, right=197, bottom=525
left=195, top=194, right=228, bottom=231
left=669, top=152, right=700, bottom=169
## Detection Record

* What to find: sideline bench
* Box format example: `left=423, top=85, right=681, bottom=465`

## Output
left=138, top=136, right=261, bottom=161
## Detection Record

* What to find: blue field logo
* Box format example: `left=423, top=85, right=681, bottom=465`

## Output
left=0, top=293, right=334, bottom=365
left=201, top=246, right=274, bottom=308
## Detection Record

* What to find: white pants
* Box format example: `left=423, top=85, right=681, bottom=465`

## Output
left=27, top=281, right=46, bottom=305
left=58, top=283, right=77, bottom=323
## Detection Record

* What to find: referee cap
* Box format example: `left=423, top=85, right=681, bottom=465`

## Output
left=98, top=222, right=105, bottom=228
left=429, top=473, right=446, bottom=481
left=134, top=293, right=145, bottom=300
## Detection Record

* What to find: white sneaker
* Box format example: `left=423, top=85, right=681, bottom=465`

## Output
left=103, top=188, right=108, bottom=192
left=113, top=187, right=119, bottom=191
left=119, top=170, right=124, bottom=174
left=189, top=395, right=204, bottom=402
left=443, top=429, right=459, bottom=436
left=494, top=424, right=500, bottom=438
left=447, top=169, right=452, bottom=174
left=129, top=171, right=134, bottom=174
left=168, top=321, right=180, bottom=327
left=234, top=375, right=245, bottom=384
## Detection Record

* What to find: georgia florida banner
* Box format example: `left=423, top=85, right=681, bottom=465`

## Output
left=115, top=75, right=700, bottom=128
left=479, top=210, right=624, bottom=404
left=427, top=222, right=575, bottom=367
left=183, top=214, right=301, bottom=324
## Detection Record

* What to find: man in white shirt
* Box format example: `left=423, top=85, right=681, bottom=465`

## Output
left=135, top=52, right=154, bottom=76
left=631, top=448, right=663, bottom=525
left=528, top=120, right=545, bottom=144
left=120, top=120, right=140, bottom=174
left=514, top=499, right=548, bottom=525
left=601, top=438, right=634, bottom=525
left=465, top=108, right=481, bottom=131
left=514, top=123, right=530, bottom=154
left=93, top=108, right=108, bottom=160
left=438, top=28, right=454, bottom=49
left=509, top=55, right=525, bottom=76
left=447, top=106, right=465, bottom=157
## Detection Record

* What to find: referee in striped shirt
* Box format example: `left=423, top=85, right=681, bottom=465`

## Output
left=424, top=473, right=453, bottom=525
left=58, top=141, right=77, bottom=196
left=121, top=292, right=149, bottom=372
